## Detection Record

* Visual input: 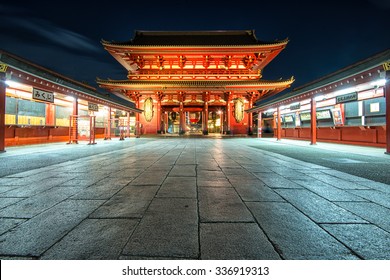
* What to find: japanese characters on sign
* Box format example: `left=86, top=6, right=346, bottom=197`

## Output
left=88, top=102, right=99, bottom=112
left=32, top=88, right=54, bottom=103
left=0, top=63, right=8, bottom=73
left=336, top=92, right=357, bottom=104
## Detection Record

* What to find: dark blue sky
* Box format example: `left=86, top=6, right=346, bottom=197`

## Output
left=1, top=0, right=389, bottom=89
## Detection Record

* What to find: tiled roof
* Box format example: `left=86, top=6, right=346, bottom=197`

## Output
left=0, top=50, right=140, bottom=111
left=102, top=30, right=287, bottom=46
left=250, top=48, right=390, bottom=111
left=96, top=78, right=294, bottom=88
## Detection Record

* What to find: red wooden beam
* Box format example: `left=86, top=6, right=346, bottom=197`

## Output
left=385, top=70, right=390, bottom=154
left=0, top=72, right=6, bottom=152
left=310, top=97, right=317, bottom=145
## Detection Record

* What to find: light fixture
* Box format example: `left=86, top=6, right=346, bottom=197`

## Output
left=5, top=80, right=23, bottom=88
left=370, top=79, right=386, bottom=87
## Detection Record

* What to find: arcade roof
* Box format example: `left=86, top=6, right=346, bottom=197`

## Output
left=248, top=48, right=390, bottom=112
left=0, top=50, right=141, bottom=112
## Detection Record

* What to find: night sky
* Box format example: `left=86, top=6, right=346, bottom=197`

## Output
left=1, top=0, right=389, bottom=91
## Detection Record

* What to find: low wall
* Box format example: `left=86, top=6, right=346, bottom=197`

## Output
left=280, top=126, right=386, bottom=147
left=5, top=127, right=106, bottom=146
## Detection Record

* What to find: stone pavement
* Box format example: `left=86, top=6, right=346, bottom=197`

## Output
left=0, top=137, right=390, bottom=260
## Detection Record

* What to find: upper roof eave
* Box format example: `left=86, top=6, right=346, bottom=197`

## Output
left=100, top=38, right=289, bottom=49
left=96, top=77, right=295, bottom=88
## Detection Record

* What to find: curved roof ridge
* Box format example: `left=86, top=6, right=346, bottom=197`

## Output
left=101, top=30, right=288, bottom=47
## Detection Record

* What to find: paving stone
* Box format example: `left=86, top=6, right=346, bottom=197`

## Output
left=157, top=177, right=196, bottom=198
left=90, top=185, right=159, bottom=218
left=355, top=181, right=390, bottom=194
left=0, top=197, right=24, bottom=209
left=0, top=187, right=81, bottom=218
left=0, top=199, right=103, bottom=257
left=320, top=169, right=373, bottom=182
left=109, top=168, right=144, bottom=178
left=41, top=218, right=139, bottom=259
left=267, top=166, right=307, bottom=178
left=0, top=218, right=27, bottom=235
left=221, top=167, right=253, bottom=176
left=197, top=178, right=232, bottom=187
left=74, top=172, right=110, bottom=181
left=308, top=174, right=370, bottom=190
left=198, top=187, right=253, bottom=222
left=0, top=186, right=19, bottom=194
left=292, top=179, right=367, bottom=202
left=147, top=165, right=174, bottom=172
left=347, top=189, right=390, bottom=208
left=169, top=165, right=196, bottom=177
left=235, top=185, right=285, bottom=202
left=335, top=202, right=390, bottom=233
left=176, top=158, right=196, bottom=165
left=257, top=174, right=303, bottom=189
left=197, top=170, right=225, bottom=178
left=95, top=177, right=133, bottom=187
left=247, top=202, right=358, bottom=259
left=123, top=198, right=198, bottom=258
left=71, top=184, right=123, bottom=200
left=241, top=164, right=277, bottom=172
left=322, top=224, right=390, bottom=259
left=1, top=184, right=54, bottom=198
left=275, top=189, right=367, bottom=223
left=57, top=178, right=101, bottom=188
left=130, top=171, right=168, bottom=185
left=200, top=223, right=280, bottom=259
left=196, top=163, right=220, bottom=171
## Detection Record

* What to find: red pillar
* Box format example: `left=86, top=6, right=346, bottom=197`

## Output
left=248, top=97, right=253, bottom=134
left=157, top=98, right=162, bottom=133
left=385, top=71, right=390, bottom=154
left=72, top=97, right=79, bottom=144
left=277, top=107, right=281, bottom=141
left=0, top=72, right=6, bottom=152
left=126, top=112, right=130, bottom=138
left=179, top=101, right=185, bottom=134
left=257, top=111, right=262, bottom=138
left=310, top=97, right=317, bottom=145
left=46, top=103, right=55, bottom=126
left=203, top=101, right=209, bottom=134
left=226, top=103, right=230, bottom=133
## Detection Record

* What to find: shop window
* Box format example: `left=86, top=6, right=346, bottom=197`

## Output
left=282, top=114, right=295, bottom=128
left=5, top=96, right=17, bottom=125
left=364, top=97, right=386, bottom=126
left=344, top=101, right=361, bottom=126
left=55, top=105, right=72, bottom=127
left=316, top=109, right=334, bottom=127
left=17, top=99, right=46, bottom=126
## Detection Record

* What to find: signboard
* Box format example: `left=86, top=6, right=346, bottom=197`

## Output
left=283, top=115, right=294, bottom=123
left=370, top=102, right=380, bottom=113
left=32, top=88, right=54, bottom=103
left=316, top=109, right=332, bottom=120
left=300, top=112, right=311, bottom=121
left=383, top=62, right=390, bottom=71
left=88, top=102, right=99, bottom=112
left=0, top=63, right=8, bottom=73
left=290, top=103, right=301, bottom=110
left=331, top=108, right=343, bottom=125
left=336, top=92, right=358, bottom=104
left=295, top=112, right=301, bottom=127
